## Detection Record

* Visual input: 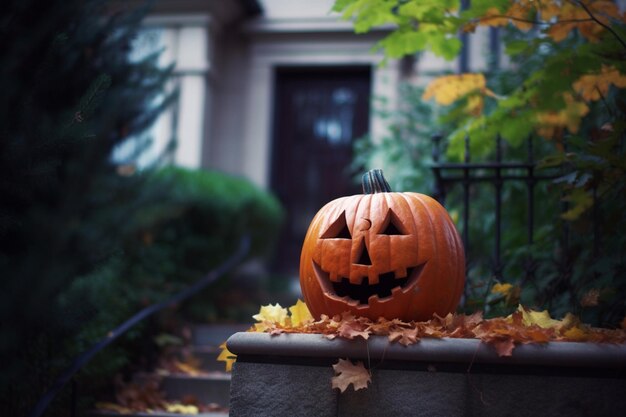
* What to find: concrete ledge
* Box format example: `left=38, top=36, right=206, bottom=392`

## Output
left=227, top=333, right=626, bottom=417
left=227, top=332, right=626, bottom=368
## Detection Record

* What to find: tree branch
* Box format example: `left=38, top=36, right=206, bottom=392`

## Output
left=475, top=14, right=594, bottom=27
left=573, top=0, right=626, bottom=51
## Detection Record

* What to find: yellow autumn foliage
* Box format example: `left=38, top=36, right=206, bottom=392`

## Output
left=573, top=65, right=626, bottom=101
left=423, top=73, right=495, bottom=111
left=536, top=93, right=589, bottom=137
left=477, top=0, right=625, bottom=42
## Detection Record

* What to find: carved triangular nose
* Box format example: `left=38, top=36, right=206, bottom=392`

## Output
left=355, top=239, right=372, bottom=265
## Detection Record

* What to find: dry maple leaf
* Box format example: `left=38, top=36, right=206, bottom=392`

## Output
left=336, top=312, right=371, bottom=340
left=388, top=326, right=419, bottom=346
left=331, top=358, right=371, bottom=393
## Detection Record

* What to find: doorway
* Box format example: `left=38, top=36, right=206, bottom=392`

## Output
left=270, top=66, right=372, bottom=276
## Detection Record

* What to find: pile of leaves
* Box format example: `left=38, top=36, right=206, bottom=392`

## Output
left=95, top=345, right=229, bottom=415
left=219, top=300, right=626, bottom=392
left=334, top=0, right=626, bottom=328
left=95, top=373, right=229, bottom=415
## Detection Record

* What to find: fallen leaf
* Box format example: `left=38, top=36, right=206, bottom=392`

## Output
left=165, top=403, right=199, bottom=414
left=331, top=358, right=371, bottom=392
left=217, top=342, right=236, bottom=372
left=388, top=326, right=419, bottom=346
left=517, top=305, right=561, bottom=329
left=252, top=303, right=288, bottom=325
left=336, top=313, right=370, bottom=340
left=289, top=299, right=314, bottom=326
left=562, top=326, right=589, bottom=341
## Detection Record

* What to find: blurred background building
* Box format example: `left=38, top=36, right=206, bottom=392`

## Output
left=119, top=0, right=499, bottom=278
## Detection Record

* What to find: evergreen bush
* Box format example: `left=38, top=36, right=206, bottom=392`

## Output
left=0, top=1, right=283, bottom=415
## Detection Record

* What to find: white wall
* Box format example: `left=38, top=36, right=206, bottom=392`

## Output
left=208, top=0, right=397, bottom=188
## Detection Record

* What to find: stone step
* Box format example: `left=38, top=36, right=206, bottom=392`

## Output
left=131, top=371, right=231, bottom=406
left=188, top=345, right=226, bottom=372
left=191, top=323, right=251, bottom=346
left=160, top=372, right=232, bottom=405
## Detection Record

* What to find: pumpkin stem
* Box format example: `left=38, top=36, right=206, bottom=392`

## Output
left=362, top=169, right=392, bottom=194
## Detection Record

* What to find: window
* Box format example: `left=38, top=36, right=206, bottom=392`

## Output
left=113, top=16, right=212, bottom=169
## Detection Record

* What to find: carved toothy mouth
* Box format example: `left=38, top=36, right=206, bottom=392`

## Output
left=312, top=261, right=426, bottom=305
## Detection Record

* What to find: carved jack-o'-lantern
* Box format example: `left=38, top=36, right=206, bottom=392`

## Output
left=299, top=169, right=465, bottom=321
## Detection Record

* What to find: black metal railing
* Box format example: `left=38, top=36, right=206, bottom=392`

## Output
left=429, top=134, right=600, bottom=304
left=28, top=236, right=250, bottom=417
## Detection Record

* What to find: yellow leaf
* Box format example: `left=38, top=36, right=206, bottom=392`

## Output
left=545, top=1, right=623, bottom=43
left=217, top=342, right=236, bottom=372
left=562, top=326, right=589, bottom=341
left=507, top=2, right=534, bottom=31
left=165, top=403, right=199, bottom=414
left=252, top=303, right=288, bottom=325
left=536, top=93, right=589, bottom=137
left=573, top=65, right=626, bottom=102
left=517, top=305, right=561, bottom=328
left=491, top=283, right=514, bottom=296
left=423, top=73, right=487, bottom=106
left=289, top=299, right=314, bottom=326
left=558, top=312, right=582, bottom=331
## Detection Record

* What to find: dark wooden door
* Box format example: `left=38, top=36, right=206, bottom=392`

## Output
left=270, top=66, right=371, bottom=276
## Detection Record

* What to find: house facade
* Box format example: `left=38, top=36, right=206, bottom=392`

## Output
left=127, top=0, right=496, bottom=275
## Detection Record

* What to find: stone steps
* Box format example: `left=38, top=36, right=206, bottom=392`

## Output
left=91, top=323, right=249, bottom=416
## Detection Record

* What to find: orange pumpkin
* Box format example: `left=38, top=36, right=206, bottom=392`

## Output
left=299, top=169, right=465, bottom=321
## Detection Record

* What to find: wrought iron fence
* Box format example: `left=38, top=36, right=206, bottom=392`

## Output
left=429, top=134, right=603, bottom=309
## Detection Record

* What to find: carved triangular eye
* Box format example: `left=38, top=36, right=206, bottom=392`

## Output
left=378, top=210, right=406, bottom=235
left=321, top=211, right=352, bottom=239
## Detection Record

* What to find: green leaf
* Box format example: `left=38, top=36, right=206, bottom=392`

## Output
left=561, top=188, right=593, bottom=221
left=499, top=111, right=533, bottom=146
left=463, top=0, right=509, bottom=16
left=505, top=40, right=531, bottom=56
left=430, top=34, right=462, bottom=60
left=377, top=30, right=428, bottom=57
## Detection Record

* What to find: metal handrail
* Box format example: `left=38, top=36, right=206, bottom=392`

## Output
left=28, top=235, right=251, bottom=417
